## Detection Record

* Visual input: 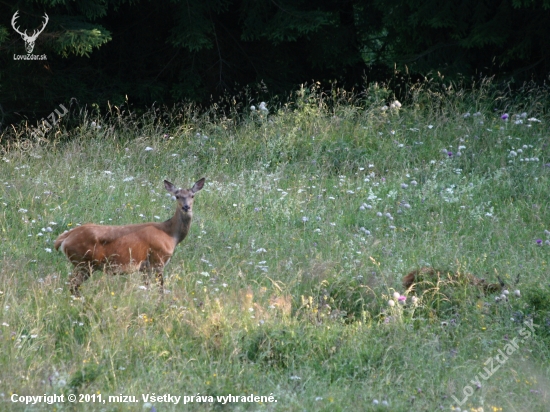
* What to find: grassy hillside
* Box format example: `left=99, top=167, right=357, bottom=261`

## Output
left=1, top=81, right=550, bottom=411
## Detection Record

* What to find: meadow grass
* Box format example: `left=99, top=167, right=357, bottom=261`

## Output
left=1, top=80, right=550, bottom=411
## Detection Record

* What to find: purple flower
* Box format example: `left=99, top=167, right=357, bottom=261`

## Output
left=501, top=113, right=509, bottom=120
left=447, top=151, right=453, bottom=157
left=536, top=239, right=543, bottom=245
left=254, top=207, right=260, bottom=212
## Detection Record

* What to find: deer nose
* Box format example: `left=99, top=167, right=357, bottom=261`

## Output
left=182, top=205, right=190, bottom=212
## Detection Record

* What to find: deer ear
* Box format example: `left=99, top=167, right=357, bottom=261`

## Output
left=192, top=178, right=205, bottom=193
left=164, top=180, right=177, bottom=193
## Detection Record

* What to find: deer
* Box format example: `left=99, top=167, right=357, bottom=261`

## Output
left=11, top=11, right=49, bottom=54
left=54, top=178, right=205, bottom=296
left=402, top=267, right=510, bottom=295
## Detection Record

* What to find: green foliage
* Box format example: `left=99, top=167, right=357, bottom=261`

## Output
left=366, top=0, right=550, bottom=79
left=1, top=80, right=550, bottom=411
left=52, top=17, right=111, bottom=57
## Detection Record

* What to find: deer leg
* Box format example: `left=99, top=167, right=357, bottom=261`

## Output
left=140, top=260, right=152, bottom=288
left=155, top=270, right=164, bottom=295
left=69, top=263, right=92, bottom=296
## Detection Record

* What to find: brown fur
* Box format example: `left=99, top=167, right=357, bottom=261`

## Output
left=402, top=267, right=504, bottom=294
left=54, top=178, right=205, bottom=295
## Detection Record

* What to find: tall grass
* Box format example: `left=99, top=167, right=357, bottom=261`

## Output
left=1, top=79, right=549, bottom=411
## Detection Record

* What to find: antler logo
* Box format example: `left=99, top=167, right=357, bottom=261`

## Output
left=11, top=11, right=49, bottom=54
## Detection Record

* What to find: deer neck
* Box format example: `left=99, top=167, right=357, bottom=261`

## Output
left=164, top=209, right=193, bottom=245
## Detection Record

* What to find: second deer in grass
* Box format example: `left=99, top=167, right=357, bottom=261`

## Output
left=402, top=267, right=505, bottom=294
left=54, top=178, right=205, bottom=296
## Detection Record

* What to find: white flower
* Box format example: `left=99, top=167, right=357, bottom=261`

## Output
left=463, top=112, right=471, bottom=118
left=123, top=176, right=134, bottom=182
left=302, top=216, right=309, bottom=222
left=428, top=125, right=434, bottom=129
left=527, top=117, right=541, bottom=122
left=514, top=289, right=521, bottom=297
left=388, top=300, right=395, bottom=307
left=390, top=100, right=401, bottom=109
left=44, top=248, right=52, bottom=253
left=145, top=147, right=153, bottom=151
left=250, top=105, right=256, bottom=111
left=18, top=208, right=28, bottom=213
left=393, top=292, right=400, bottom=300
left=259, top=102, right=268, bottom=113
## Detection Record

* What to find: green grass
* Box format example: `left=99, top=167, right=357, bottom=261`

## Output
left=1, top=80, right=550, bottom=411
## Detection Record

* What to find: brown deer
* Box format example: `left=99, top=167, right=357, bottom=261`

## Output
left=403, top=267, right=505, bottom=294
left=54, top=178, right=205, bottom=296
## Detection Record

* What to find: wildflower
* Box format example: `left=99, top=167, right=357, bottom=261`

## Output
left=381, top=106, right=388, bottom=111
left=427, top=125, right=434, bottom=129
left=373, top=399, right=379, bottom=405
left=144, top=147, right=153, bottom=151
left=501, top=113, right=509, bottom=120
left=250, top=105, right=256, bottom=111
left=290, top=375, right=301, bottom=381
left=447, top=151, right=453, bottom=157
left=401, top=183, right=408, bottom=189
left=509, top=151, right=517, bottom=157
left=411, top=296, right=419, bottom=305
left=259, top=102, right=268, bottom=114
left=527, top=117, right=541, bottom=122
left=536, top=239, right=543, bottom=245
left=463, top=112, right=471, bottom=118
left=514, top=289, right=521, bottom=297
left=390, top=100, right=401, bottom=109
left=410, top=180, right=418, bottom=186
left=302, top=216, right=309, bottom=222
left=255, top=248, right=267, bottom=253
left=123, top=176, right=134, bottom=182
left=44, top=248, right=52, bottom=253
left=397, top=295, right=406, bottom=304
left=388, top=300, right=395, bottom=307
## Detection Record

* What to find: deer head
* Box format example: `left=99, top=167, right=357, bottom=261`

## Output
left=11, top=11, right=49, bottom=54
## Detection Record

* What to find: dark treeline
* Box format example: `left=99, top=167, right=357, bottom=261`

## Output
left=1, top=0, right=549, bottom=128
